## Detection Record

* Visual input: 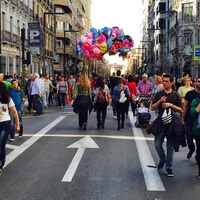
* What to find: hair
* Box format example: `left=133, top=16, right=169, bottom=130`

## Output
left=163, top=73, right=173, bottom=82
left=155, top=75, right=162, bottom=84
left=118, top=78, right=124, bottom=84
left=116, top=70, right=121, bottom=76
left=0, top=82, right=10, bottom=103
left=95, top=76, right=105, bottom=89
left=11, top=79, right=18, bottom=84
left=180, top=77, right=187, bottom=86
left=80, top=73, right=90, bottom=90
left=127, top=74, right=134, bottom=82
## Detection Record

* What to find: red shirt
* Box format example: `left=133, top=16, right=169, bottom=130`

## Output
left=125, top=81, right=136, bottom=97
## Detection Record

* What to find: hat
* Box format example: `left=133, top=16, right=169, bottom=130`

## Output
left=142, top=73, right=148, bottom=77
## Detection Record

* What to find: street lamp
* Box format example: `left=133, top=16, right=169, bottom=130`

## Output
left=63, top=30, right=79, bottom=77
left=42, top=12, right=64, bottom=75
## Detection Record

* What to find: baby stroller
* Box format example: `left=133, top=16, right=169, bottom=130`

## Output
left=135, top=96, right=151, bottom=127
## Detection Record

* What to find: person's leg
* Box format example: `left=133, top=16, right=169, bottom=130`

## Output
left=166, top=136, right=174, bottom=169
left=194, top=135, right=200, bottom=177
left=154, top=127, right=166, bottom=164
left=186, top=122, right=195, bottom=158
left=112, top=97, right=117, bottom=117
left=58, top=93, right=62, bottom=107
left=96, top=104, right=101, bottom=128
left=101, top=102, right=107, bottom=129
left=78, top=112, right=83, bottom=128
left=121, top=104, right=126, bottom=128
left=9, top=112, right=15, bottom=140
left=18, top=111, right=23, bottom=137
left=0, top=123, right=11, bottom=170
left=116, top=103, right=121, bottom=130
left=130, top=99, right=136, bottom=116
left=62, top=93, right=66, bottom=107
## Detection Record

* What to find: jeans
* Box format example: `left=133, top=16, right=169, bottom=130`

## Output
left=43, top=91, right=49, bottom=107
left=10, top=111, right=23, bottom=139
left=58, top=92, right=66, bottom=107
left=185, top=122, right=195, bottom=152
left=78, top=111, right=88, bottom=127
left=116, top=101, right=127, bottom=127
left=112, top=99, right=117, bottom=116
left=96, top=102, right=107, bottom=126
left=154, top=125, right=174, bottom=169
left=0, top=121, right=11, bottom=168
left=194, top=135, right=200, bottom=172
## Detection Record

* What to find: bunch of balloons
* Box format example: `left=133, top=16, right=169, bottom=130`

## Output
left=76, top=26, right=134, bottom=60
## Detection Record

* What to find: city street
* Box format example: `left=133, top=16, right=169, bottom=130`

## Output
left=0, top=104, right=200, bottom=200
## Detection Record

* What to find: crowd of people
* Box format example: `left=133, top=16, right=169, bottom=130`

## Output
left=1, top=70, right=200, bottom=179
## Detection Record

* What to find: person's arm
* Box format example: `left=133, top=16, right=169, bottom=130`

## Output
left=182, top=99, right=188, bottom=125
left=190, top=99, right=200, bottom=118
left=10, top=106, right=20, bottom=132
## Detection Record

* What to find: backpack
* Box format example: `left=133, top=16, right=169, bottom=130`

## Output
left=97, top=89, right=107, bottom=103
left=119, top=86, right=128, bottom=103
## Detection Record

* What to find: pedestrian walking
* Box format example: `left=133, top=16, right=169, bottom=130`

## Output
left=9, top=80, right=26, bottom=140
left=151, top=73, right=183, bottom=177
left=56, top=76, right=68, bottom=109
left=125, top=74, right=137, bottom=116
left=0, top=82, right=20, bottom=175
left=31, top=73, right=43, bottom=116
left=190, top=93, right=200, bottom=178
left=113, top=78, right=130, bottom=130
left=71, top=73, right=93, bottom=130
left=182, top=78, right=200, bottom=159
left=93, top=76, right=110, bottom=129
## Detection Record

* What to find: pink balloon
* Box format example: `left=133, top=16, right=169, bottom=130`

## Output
left=99, top=33, right=106, bottom=43
left=84, top=50, right=90, bottom=58
left=93, top=47, right=100, bottom=54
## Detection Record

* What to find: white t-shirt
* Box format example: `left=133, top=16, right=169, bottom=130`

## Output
left=0, top=99, right=15, bottom=122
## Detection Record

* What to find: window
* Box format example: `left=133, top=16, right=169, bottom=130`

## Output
left=182, top=3, right=193, bottom=22
left=183, top=29, right=193, bottom=45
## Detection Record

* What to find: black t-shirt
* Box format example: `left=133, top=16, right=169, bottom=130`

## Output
left=153, top=90, right=182, bottom=115
left=184, top=90, right=200, bottom=123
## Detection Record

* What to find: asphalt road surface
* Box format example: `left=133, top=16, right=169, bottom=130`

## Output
left=0, top=104, right=200, bottom=200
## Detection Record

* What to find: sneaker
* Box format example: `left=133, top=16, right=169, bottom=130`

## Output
left=83, top=123, right=87, bottom=131
left=157, top=160, right=166, bottom=169
left=18, top=135, right=23, bottom=138
left=166, top=168, right=174, bottom=177
left=113, top=115, right=117, bottom=119
left=9, top=138, right=15, bottom=142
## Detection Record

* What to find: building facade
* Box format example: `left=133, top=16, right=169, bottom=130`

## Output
left=138, top=0, right=200, bottom=78
left=0, top=0, right=92, bottom=77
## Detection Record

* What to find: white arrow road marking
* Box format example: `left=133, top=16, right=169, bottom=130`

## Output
left=4, top=116, right=66, bottom=168
left=62, top=135, right=99, bottom=182
left=129, top=112, right=165, bottom=191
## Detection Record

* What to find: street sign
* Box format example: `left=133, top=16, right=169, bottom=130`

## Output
left=194, top=45, right=200, bottom=61
left=28, top=23, right=42, bottom=47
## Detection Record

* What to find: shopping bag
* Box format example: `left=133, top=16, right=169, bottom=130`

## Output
left=66, top=95, right=70, bottom=104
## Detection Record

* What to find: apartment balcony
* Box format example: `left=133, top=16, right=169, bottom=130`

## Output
left=56, top=46, right=75, bottom=56
left=1, top=30, right=20, bottom=46
left=55, top=0, right=73, bottom=11
left=57, top=14, right=72, bottom=26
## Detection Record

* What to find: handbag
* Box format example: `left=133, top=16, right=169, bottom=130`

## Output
left=161, top=108, right=172, bottom=125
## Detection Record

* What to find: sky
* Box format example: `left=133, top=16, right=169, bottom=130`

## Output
left=91, top=0, right=142, bottom=64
